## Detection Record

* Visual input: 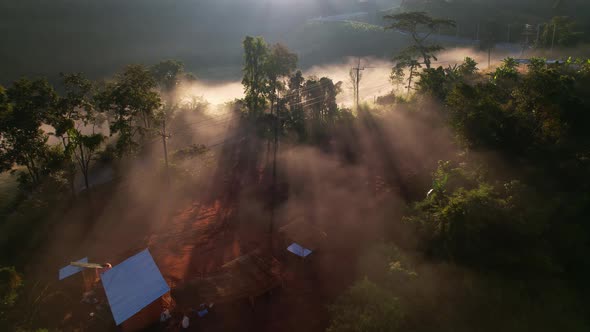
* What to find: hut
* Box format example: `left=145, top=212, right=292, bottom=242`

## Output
left=172, top=249, right=282, bottom=307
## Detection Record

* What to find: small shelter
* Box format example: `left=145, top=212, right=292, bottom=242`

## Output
left=172, top=249, right=282, bottom=306
left=101, top=249, right=170, bottom=331
left=287, top=243, right=313, bottom=258
left=279, top=220, right=328, bottom=259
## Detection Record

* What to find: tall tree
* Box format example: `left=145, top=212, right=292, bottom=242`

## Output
left=480, top=20, right=503, bottom=68
left=392, top=49, right=422, bottom=95
left=68, top=128, right=105, bottom=190
left=265, top=43, right=298, bottom=116
left=539, top=16, right=583, bottom=49
left=151, top=59, right=185, bottom=95
left=95, top=65, right=161, bottom=156
left=0, top=79, right=57, bottom=186
left=242, top=36, right=270, bottom=116
left=318, top=77, right=342, bottom=124
left=349, top=66, right=363, bottom=109
left=49, top=73, right=100, bottom=193
left=301, top=76, right=343, bottom=141
left=384, top=11, right=455, bottom=69
left=287, top=70, right=306, bottom=139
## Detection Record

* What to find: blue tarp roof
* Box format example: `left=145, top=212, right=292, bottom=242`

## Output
left=287, top=243, right=313, bottom=258
left=101, top=249, right=170, bottom=325
left=59, top=257, right=88, bottom=280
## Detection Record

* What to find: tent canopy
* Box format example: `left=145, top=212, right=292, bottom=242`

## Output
left=287, top=243, right=313, bottom=258
left=59, top=257, right=88, bottom=280
left=101, top=249, right=169, bottom=325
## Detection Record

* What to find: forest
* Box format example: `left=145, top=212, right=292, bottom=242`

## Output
left=1, top=1, right=590, bottom=331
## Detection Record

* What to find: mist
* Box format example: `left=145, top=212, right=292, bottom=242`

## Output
left=2, top=0, right=590, bottom=330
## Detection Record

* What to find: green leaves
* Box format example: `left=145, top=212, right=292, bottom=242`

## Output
left=242, top=36, right=298, bottom=117
left=0, top=266, right=23, bottom=309
left=151, top=60, right=185, bottom=93
left=385, top=11, right=455, bottom=70
left=328, top=278, right=404, bottom=332
left=242, top=36, right=270, bottom=115
left=492, top=57, right=519, bottom=82
left=415, top=57, right=478, bottom=100
left=96, top=64, right=161, bottom=155
left=384, top=11, right=455, bottom=34
left=539, top=16, right=584, bottom=48
left=0, top=79, right=57, bottom=187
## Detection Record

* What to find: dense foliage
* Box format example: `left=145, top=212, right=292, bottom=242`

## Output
left=328, top=54, right=590, bottom=331
left=1, top=8, right=590, bottom=330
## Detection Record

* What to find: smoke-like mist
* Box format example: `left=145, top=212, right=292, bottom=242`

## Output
left=26, top=45, right=544, bottom=330
left=33, top=44, right=525, bottom=273
left=33, top=46, right=498, bottom=279
left=174, top=80, right=245, bottom=108
left=168, top=46, right=524, bottom=110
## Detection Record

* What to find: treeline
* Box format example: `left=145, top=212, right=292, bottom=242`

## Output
left=241, top=36, right=350, bottom=144
left=394, top=0, right=589, bottom=49
left=328, top=37, right=590, bottom=332
left=0, top=60, right=199, bottom=193
left=0, top=59, right=205, bottom=331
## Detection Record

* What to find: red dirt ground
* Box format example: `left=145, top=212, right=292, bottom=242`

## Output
left=27, top=127, right=364, bottom=332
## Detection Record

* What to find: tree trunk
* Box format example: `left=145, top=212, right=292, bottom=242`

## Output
left=69, top=171, right=77, bottom=197
left=78, top=144, right=90, bottom=190
left=82, top=168, right=90, bottom=190
left=24, top=160, right=35, bottom=185
left=407, top=66, right=415, bottom=95
left=28, top=156, right=39, bottom=185
left=422, top=52, right=431, bottom=69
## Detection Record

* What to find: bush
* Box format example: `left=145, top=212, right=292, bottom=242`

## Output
left=327, top=278, right=404, bottom=332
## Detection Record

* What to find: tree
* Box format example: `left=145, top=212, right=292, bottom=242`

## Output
left=0, top=266, right=23, bottom=331
left=480, top=20, right=503, bottom=68
left=242, top=36, right=270, bottom=116
left=286, top=70, right=306, bottom=139
left=390, top=66, right=405, bottom=93
left=492, top=57, right=519, bottom=82
left=298, top=76, right=343, bottom=142
left=50, top=74, right=93, bottom=148
left=417, top=57, right=478, bottom=100
left=95, top=65, right=161, bottom=156
left=49, top=73, right=99, bottom=193
left=327, top=278, right=404, bottom=332
left=151, top=59, right=185, bottom=94
left=458, top=56, right=478, bottom=76
left=384, top=11, right=455, bottom=69
left=318, top=77, right=342, bottom=124
left=539, top=16, right=583, bottom=49
left=303, top=78, right=323, bottom=129
left=0, top=79, right=57, bottom=187
left=265, top=43, right=298, bottom=116
left=349, top=65, right=363, bottom=109
left=0, top=86, right=12, bottom=173
left=68, top=129, right=105, bottom=190
left=392, top=48, right=422, bottom=95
